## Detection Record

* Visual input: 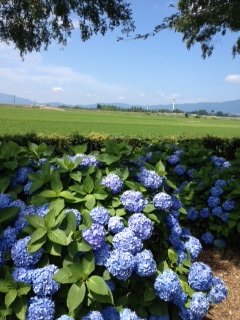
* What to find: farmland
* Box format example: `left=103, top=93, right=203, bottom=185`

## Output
left=0, top=105, right=240, bottom=138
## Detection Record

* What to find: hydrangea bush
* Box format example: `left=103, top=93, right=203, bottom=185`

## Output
left=0, top=139, right=235, bottom=319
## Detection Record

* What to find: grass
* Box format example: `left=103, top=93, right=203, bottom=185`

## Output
left=0, top=105, right=240, bottom=138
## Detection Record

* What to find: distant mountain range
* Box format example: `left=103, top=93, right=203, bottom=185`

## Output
left=0, top=92, right=240, bottom=114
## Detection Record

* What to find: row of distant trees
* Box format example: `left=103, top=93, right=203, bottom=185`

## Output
left=95, top=104, right=232, bottom=117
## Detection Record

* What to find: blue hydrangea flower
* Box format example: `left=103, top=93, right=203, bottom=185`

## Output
left=171, top=196, right=183, bottom=210
left=212, top=206, right=222, bottom=217
left=213, top=238, right=226, bottom=249
left=0, top=226, right=17, bottom=252
left=11, top=236, right=43, bottom=267
left=215, top=179, right=228, bottom=187
left=186, top=208, right=198, bottom=221
left=207, top=277, right=228, bottom=304
left=120, top=190, right=148, bottom=213
left=108, top=216, right=125, bottom=233
left=167, top=154, right=180, bottom=165
left=128, top=213, right=153, bottom=241
left=210, top=186, right=223, bottom=197
left=222, top=199, right=235, bottom=211
left=170, top=221, right=182, bottom=237
left=93, top=242, right=111, bottom=266
left=90, top=206, right=110, bottom=225
left=190, top=292, right=209, bottom=318
left=174, top=165, right=186, bottom=176
left=56, top=316, right=74, bottom=320
left=223, top=161, right=231, bottom=168
left=14, top=165, right=34, bottom=185
left=74, top=154, right=99, bottom=168
left=135, top=249, right=157, bottom=277
left=66, top=208, right=82, bottom=228
left=221, top=212, right=229, bottom=223
left=176, top=249, right=187, bottom=266
left=154, top=270, right=182, bottom=302
left=201, top=232, right=214, bottom=245
left=181, top=228, right=192, bottom=238
left=166, top=213, right=179, bottom=229
left=168, top=234, right=184, bottom=250
left=153, top=192, right=172, bottom=211
left=102, top=306, right=120, bottom=320
left=24, top=181, right=34, bottom=195
left=9, top=199, right=26, bottom=211
left=82, top=311, right=104, bottom=320
left=105, top=279, right=115, bottom=291
left=0, top=193, right=12, bottom=209
left=112, top=228, right=143, bottom=255
left=135, top=169, right=164, bottom=190
left=171, top=291, right=188, bottom=308
left=200, top=208, right=210, bottom=219
left=207, top=196, right=220, bottom=208
left=26, top=296, right=55, bottom=320
left=101, top=174, right=123, bottom=194
left=179, top=307, right=196, bottom=320
left=12, top=267, right=33, bottom=284
left=31, top=264, right=60, bottom=296
left=106, top=249, right=136, bottom=281
left=188, top=262, right=213, bottom=291
left=82, top=223, right=106, bottom=250
left=184, top=236, right=202, bottom=261
left=119, top=308, right=144, bottom=320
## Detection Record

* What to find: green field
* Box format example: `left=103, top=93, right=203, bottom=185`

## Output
left=0, top=105, right=240, bottom=138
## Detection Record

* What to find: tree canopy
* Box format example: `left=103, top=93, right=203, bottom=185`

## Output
left=0, top=0, right=135, bottom=56
left=134, top=0, right=240, bottom=59
left=0, top=0, right=239, bottom=58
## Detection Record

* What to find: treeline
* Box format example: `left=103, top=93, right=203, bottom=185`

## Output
left=96, top=103, right=183, bottom=113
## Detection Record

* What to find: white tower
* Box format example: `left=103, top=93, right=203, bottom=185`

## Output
left=172, top=98, right=175, bottom=111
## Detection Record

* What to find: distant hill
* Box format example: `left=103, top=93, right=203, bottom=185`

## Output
left=0, top=92, right=239, bottom=114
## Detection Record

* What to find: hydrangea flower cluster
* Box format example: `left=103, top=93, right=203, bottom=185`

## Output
left=174, top=165, right=186, bottom=176
left=31, top=264, right=60, bottom=296
left=153, top=192, right=172, bottom=211
left=82, top=223, right=106, bottom=250
left=108, top=216, right=125, bottom=233
left=65, top=208, right=82, bottom=228
left=26, top=296, right=55, bottom=320
left=120, top=190, right=148, bottom=213
left=135, top=168, right=164, bottom=190
left=101, top=174, right=123, bottom=194
left=90, top=206, right=110, bottom=225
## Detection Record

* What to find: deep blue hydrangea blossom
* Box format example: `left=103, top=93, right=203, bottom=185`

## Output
left=112, top=228, right=143, bottom=255
left=128, top=213, right=153, bottom=241
left=82, top=311, right=104, bottom=320
left=56, top=316, right=74, bottom=320
left=0, top=226, right=17, bottom=251
left=171, top=196, right=183, bottom=210
left=154, top=270, right=182, bottom=302
left=65, top=208, right=82, bottom=228
left=215, top=179, right=228, bottom=187
left=187, top=208, right=198, bottom=221
left=207, top=196, right=220, bottom=208
left=15, top=165, right=34, bottom=185
left=166, top=213, right=179, bottom=229
left=93, top=242, right=111, bottom=266
left=12, top=267, right=33, bottom=284
left=119, top=308, right=144, bottom=320
left=24, top=181, right=33, bottom=195
left=222, top=199, right=235, bottom=211
left=9, top=199, right=26, bottom=211
left=102, top=306, right=120, bottom=320
left=184, top=236, right=202, bottom=261
left=201, top=232, right=214, bottom=245
left=153, top=192, right=172, bottom=211
left=167, top=154, right=180, bottom=165
left=0, top=193, right=12, bottom=209
left=101, top=174, right=123, bottom=194
left=221, top=213, right=229, bottom=223
left=108, top=216, right=125, bottom=233
left=135, top=249, right=157, bottom=277
left=176, top=249, right=187, bottom=266
left=90, top=206, right=110, bottom=225
left=106, top=249, right=136, bottom=281
left=179, top=307, right=197, bottom=320
left=26, top=296, right=55, bottom=320
left=213, top=238, right=226, bottom=249
left=211, top=206, right=222, bottom=217
left=11, top=236, right=43, bottom=267
left=105, top=279, right=115, bottom=291
left=73, top=153, right=99, bottom=168
left=31, top=264, right=60, bottom=296
left=82, top=223, right=106, bottom=250
left=174, top=165, right=186, bottom=176
left=190, top=292, right=209, bottom=318
left=187, top=168, right=197, bottom=179
left=207, top=277, right=228, bottom=304
left=200, top=208, right=210, bottom=219
left=168, top=234, right=184, bottom=250
left=188, top=262, right=213, bottom=291
left=210, top=186, right=223, bottom=197
left=135, top=169, right=164, bottom=190
left=120, top=190, right=148, bottom=213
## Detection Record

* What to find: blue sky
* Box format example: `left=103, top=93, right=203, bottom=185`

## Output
left=0, top=0, right=240, bottom=106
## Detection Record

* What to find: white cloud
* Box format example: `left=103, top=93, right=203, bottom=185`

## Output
left=140, top=93, right=145, bottom=97
left=117, top=96, right=126, bottom=100
left=52, top=87, right=63, bottom=92
left=225, top=74, right=240, bottom=84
